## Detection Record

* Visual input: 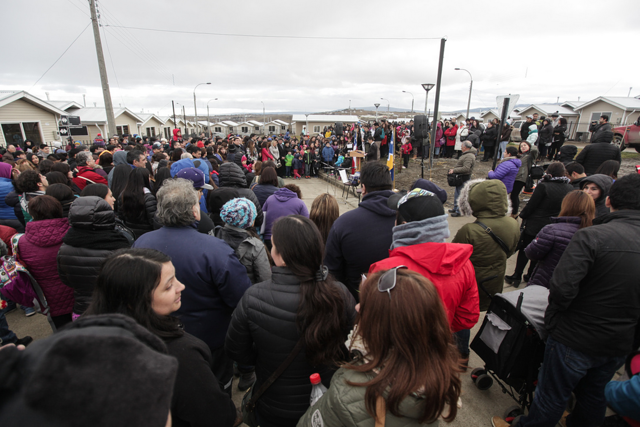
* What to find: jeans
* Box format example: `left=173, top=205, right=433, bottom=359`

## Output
left=497, top=140, right=508, bottom=159
left=304, top=164, right=310, bottom=177
left=454, top=329, right=470, bottom=356
left=453, top=185, right=463, bottom=213
left=516, top=336, right=625, bottom=427
left=0, top=310, right=17, bottom=345
left=285, top=166, right=291, bottom=177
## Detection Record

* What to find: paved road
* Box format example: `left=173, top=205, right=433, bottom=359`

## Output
left=6, top=176, right=529, bottom=427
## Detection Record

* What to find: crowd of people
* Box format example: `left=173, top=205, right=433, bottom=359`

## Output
left=0, top=119, right=637, bottom=427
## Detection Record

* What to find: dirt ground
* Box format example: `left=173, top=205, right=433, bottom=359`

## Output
left=391, top=152, right=639, bottom=210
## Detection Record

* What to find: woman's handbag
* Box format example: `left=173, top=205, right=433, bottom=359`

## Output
left=242, top=339, right=304, bottom=427
left=447, top=173, right=470, bottom=187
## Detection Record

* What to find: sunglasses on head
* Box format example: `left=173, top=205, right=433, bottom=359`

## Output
left=377, top=266, right=408, bottom=299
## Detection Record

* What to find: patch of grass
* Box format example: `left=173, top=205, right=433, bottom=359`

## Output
left=621, top=151, right=640, bottom=159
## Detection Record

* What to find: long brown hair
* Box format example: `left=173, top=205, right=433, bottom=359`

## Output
left=271, top=215, right=349, bottom=366
left=559, top=190, right=595, bottom=229
left=310, top=193, right=339, bottom=244
left=347, top=270, right=461, bottom=424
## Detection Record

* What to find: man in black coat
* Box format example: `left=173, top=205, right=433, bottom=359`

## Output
left=575, top=126, right=621, bottom=176
left=324, top=162, right=396, bottom=300
left=480, top=122, right=498, bottom=162
left=499, top=174, right=640, bottom=427
left=589, top=115, right=614, bottom=144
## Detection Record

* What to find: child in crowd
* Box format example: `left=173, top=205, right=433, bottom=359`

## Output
left=335, top=152, right=345, bottom=168
left=401, top=139, right=412, bottom=169
left=292, top=154, right=303, bottom=179
left=285, top=151, right=294, bottom=178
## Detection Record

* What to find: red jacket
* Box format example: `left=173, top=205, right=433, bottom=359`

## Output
left=369, top=242, right=479, bottom=332
left=72, top=166, right=108, bottom=190
left=444, top=125, right=458, bottom=147
left=401, top=142, right=412, bottom=155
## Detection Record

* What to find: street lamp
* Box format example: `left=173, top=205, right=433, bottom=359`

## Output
left=374, top=103, right=380, bottom=120
left=206, top=98, right=218, bottom=138
left=381, top=98, right=390, bottom=112
left=305, top=113, right=309, bottom=136
left=402, top=91, right=414, bottom=114
left=193, top=82, right=211, bottom=136
left=421, top=83, right=435, bottom=117
left=455, top=68, right=473, bottom=120
left=260, top=101, right=265, bottom=135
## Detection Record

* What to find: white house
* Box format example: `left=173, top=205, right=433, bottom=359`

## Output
left=573, top=96, right=640, bottom=139
left=291, top=114, right=359, bottom=136
left=0, top=91, right=67, bottom=147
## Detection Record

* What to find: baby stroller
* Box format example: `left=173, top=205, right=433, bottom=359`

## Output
left=470, top=284, right=549, bottom=422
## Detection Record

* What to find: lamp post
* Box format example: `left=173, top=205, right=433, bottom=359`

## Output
left=374, top=103, right=380, bottom=120
left=193, top=82, right=211, bottom=136
left=260, top=101, right=265, bottom=135
left=455, top=68, right=473, bottom=120
left=402, top=91, right=414, bottom=114
left=421, top=84, right=435, bottom=117
left=206, top=98, right=218, bottom=138
left=305, top=113, right=309, bottom=136
left=381, top=98, right=390, bottom=112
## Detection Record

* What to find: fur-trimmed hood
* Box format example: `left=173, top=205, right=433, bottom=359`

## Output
left=458, top=178, right=511, bottom=217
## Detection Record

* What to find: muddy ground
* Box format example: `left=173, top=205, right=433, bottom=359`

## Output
left=392, top=152, right=639, bottom=210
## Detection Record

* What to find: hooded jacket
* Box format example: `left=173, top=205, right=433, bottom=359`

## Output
left=452, top=179, right=520, bottom=311
left=526, top=127, right=539, bottom=145
left=480, top=125, right=498, bottom=147
left=216, top=224, right=271, bottom=284
left=538, top=122, right=554, bottom=146
left=575, top=142, right=622, bottom=175
left=18, top=217, right=73, bottom=317
left=488, top=157, right=522, bottom=193
left=57, top=197, right=131, bottom=315
left=226, top=267, right=356, bottom=426
left=218, top=162, right=263, bottom=227
left=370, top=241, right=479, bottom=332
left=262, top=187, right=309, bottom=240
left=580, top=174, right=613, bottom=217
left=173, top=128, right=182, bottom=142
left=519, top=176, right=574, bottom=236
left=107, top=151, right=128, bottom=188
left=524, top=217, right=581, bottom=289
left=589, top=122, right=613, bottom=144
left=451, top=147, right=477, bottom=175
left=324, top=190, right=396, bottom=300
left=515, top=145, right=539, bottom=183
left=545, top=210, right=640, bottom=357
left=73, top=166, right=108, bottom=191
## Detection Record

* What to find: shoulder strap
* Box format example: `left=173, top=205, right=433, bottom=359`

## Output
left=77, top=175, right=96, bottom=185
left=246, top=339, right=304, bottom=411
left=475, top=221, right=510, bottom=255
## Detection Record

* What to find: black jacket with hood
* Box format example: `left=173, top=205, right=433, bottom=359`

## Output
left=324, top=190, right=396, bottom=300
left=580, top=173, right=613, bottom=217
left=218, top=162, right=263, bottom=227
left=575, top=141, right=621, bottom=175
left=519, top=176, right=574, bottom=237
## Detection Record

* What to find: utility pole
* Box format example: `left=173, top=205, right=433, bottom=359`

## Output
left=89, top=0, right=116, bottom=137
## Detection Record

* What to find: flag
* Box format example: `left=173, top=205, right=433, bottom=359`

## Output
left=387, top=128, right=395, bottom=183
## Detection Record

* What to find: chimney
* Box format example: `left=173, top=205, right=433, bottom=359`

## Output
left=82, top=94, right=86, bottom=107
left=45, top=92, right=50, bottom=101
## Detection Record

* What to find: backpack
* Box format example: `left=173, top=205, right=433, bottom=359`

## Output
left=0, top=234, right=50, bottom=316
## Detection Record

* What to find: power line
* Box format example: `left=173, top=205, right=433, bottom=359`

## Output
left=103, top=25, right=442, bottom=41
left=65, top=0, right=89, bottom=17
left=101, top=23, right=125, bottom=107
left=31, top=23, right=91, bottom=88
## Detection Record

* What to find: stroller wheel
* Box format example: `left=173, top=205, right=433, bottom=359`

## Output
left=503, top=405, right=523, bottom=420
left=475, top=374, right=493, bottom=390
left=470, top=367, right=486, bottom=382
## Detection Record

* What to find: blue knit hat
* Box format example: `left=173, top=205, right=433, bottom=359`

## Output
left=220, top=198, right=257, bottom=229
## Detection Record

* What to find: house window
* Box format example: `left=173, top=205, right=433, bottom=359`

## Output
left=254, top=126, right=260, bottom=131
left=268, top=125, right=276, bottom=132
left=241, top=126, right=249, bottom=133
left=116, top=125, right=130, bottom=135
left=164, top=127, right=171, bottom=139
left=590, top=112, right=613, bottom=123
left=146, top=127, right=156, bottom=137
left=281, top=125, right=286, bottom=130
left=214, top=127, right=222, bottom=132
left=313, top=125, right=321, bottom=133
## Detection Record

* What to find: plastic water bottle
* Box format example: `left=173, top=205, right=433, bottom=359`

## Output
left=309, top=373, right=328, bottom=406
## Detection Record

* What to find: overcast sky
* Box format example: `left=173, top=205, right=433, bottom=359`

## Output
left=2, top=0, right=638, bottom=117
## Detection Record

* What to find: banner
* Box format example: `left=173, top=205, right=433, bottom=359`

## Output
left=387, top=128, right=395, bottom=184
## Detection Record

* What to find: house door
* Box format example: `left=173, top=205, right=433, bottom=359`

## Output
left=22, top=122, right=42, bottom=144
left=2, top=123, right=23, bottom=146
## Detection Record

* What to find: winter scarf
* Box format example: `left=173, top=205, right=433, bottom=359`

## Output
left=390, top=214, right=450, bottom=249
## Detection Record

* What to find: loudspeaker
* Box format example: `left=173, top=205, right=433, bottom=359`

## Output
left=335, top=122, right=344, bottom=136
left=414, top=115, right=430, bottom=138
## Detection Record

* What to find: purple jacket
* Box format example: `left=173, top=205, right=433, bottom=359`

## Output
left=488, top=158, right=521, bottom=193
left=262, top=188, right=309, bottom=239
left=524, top=216, right=581, bottom=288
left=19, top=218, right=73, bottom=316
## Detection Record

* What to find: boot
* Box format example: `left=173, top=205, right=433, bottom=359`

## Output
left=491, top=416, right=511, bottom=427
left=237, top=371, right=256, bottom=392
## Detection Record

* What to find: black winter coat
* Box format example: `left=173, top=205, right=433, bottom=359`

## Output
left=481, top=126, right=498, bottom=147
left=117, top=192, right=160, bottom=240
left=57, top=197, right=131, bottom=315
left=552, top=124, right=567, bottom=145
left=545, top=210, right=640, bottom=357
left=225, top=267, right=356, bottom=426
left=218, top=162, right=263, bottom=227
left=538, top=123, right=554, bottom=146
left=519, top=177, right=574, bottom=237
left=575, top=142, right=622, bottom=175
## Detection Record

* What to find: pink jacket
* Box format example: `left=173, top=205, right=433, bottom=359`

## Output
left=18, top=218, right=73, bottom=317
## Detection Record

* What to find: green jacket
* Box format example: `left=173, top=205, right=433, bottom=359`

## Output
left=515, top=146, right=539, bottom=183
left=297, top=367, right=438, bottom=427
left=452, top=179, right=520, bottom=311
left=451, top=147, right=477, bottom=175
left=285, top=153, right=294, bottom=167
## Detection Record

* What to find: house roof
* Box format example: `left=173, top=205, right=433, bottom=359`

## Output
left=0, top=91, right=68, bottom=116
left=291, top=114, right=360, bottom=123
left=214, top=121, right=238, bottom=127
left=480, top=109, right=499, bottom=117
left=267, top=120, right=289, bottom=126
left=48, top=100, right=84, bottom=111
left=561, top=101, right=583, bottom=110
left=518, top=104, right=578, bottom=116
left=574, top=96, right=640, bottom=111
left=138, top=113, right=164, bottom=126
left=75, top=107, right=144, bottom=124
left=247, top=121, right=263, bottom=127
